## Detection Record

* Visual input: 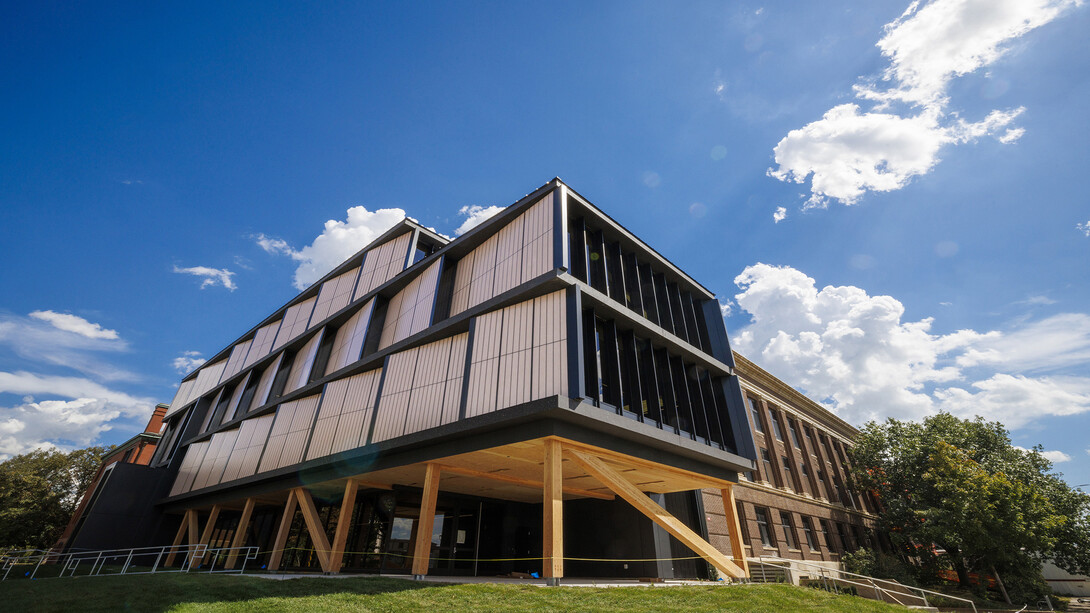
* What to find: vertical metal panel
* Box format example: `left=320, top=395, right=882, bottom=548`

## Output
left=306, top=378, right=348, bottom=461
left=450, top=251, right=474, bottom=316
left=167, top=379, right=196, bottom=415
left=492, top=214, right=524, bottom=298
left=326, top=299, right=374, bottom=375
left=310, top=267, right=361, bottom=326
left=338, top=368, right=382, bottom=451
left=497, top=299, right=533, bottom=409
left=467, top=233, right=499, bottom=308
left=223, top=372, right=251, bottom=422
left=371, top=349, right=417, bottom=442
left=531, top=291, right=568, bottom=399
left=522, top=192, right=554, bottom=283
left=252, top=353, right=285, bottom=409
left=273, top=296, right=317, bottom=350
left=169, top=440, right=209, bottom=496
left=242, top=320, right=283, bottom=370
left=219, top=339, right=253, bottom=384
left=443, top=333, right=469, bottom=425
left=188, top=359, right=228, bottom=407
left=284, top=330, right=324, bottom=394
left=465, top=308, right=503, bottom=417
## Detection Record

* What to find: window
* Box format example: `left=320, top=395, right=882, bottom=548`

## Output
left=837, top=522, right=852, bottom=552
left=781, top=456, right=796, bottom=491
left=760, top=448, right=775, bottom=484
left=800, top=462, right=810, bottom=478
left=789, top=420, right=803, bottom=449
left=769, top=411, right=785, bottom=441
left=819, top=519, right=835, bottom=553
left=754, top=507, right=775, bottom=547
left=801, top=517, right=819, bottom=551
left=748, top=397, right=764, bottom=433
left=743, top=470, right=756, bottom=482
left=779, top=511, right=796, bottom=549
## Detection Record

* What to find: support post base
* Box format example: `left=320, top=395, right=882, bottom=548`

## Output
left=546, top=577, right=561, bottom=587
left=412, top=574, right=427, bottom=581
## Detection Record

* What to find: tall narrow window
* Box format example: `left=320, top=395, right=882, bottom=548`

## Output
left=820, top=519, right=835, bottom=553
left=748, top=397, right=764, bottom=433
left=837, top=522, right=852, bottom=552
left=769, top=411, right=785, bottom=441
left=801, top=516, right=819, bottom=551
left=760, top=448, right=776, bottom=485
left=789, top=420, right=803, bottom=449
left=781, top=456, right=796, bottom=491
left=779, top=511, right=796, bottom=549
left=754, top=508, right=775, bottom=547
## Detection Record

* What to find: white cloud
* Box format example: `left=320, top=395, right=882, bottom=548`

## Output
left=0, top=312, right=133, bottom=381
left=257, top=206, right=406, bottom=290
left=1019, top=295, right=1057, bottom=306
left=172, top=265, right=237, bottom=291
left=455, top=205, right=505, bottom=236
left=0, top=371, right=155, bottom=458
left=0, top=397, right=145, bottom=459
left=773, top=207, right=787, bottom=223
left=1078, top=221, right=1090, bottom=237
left=28, top=310, right=118, bottom=340
left=719, top=300, right=734, bottom=318
left=731, top=263, right=1090, bottom=428
left=769, top=0, right=1076, bottom=208
left=770, top=104, right=1022, bottom=208
left=956, top=313, right=1090, bottom=372
left=858, top=0, right=1077, bottom=108
left=172, top=351, right=206, bottom=375
left=1015, top=446, right=1072, bottom=463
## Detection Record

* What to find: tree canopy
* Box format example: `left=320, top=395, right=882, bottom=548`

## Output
left=0, top=446, right=114, bottom=550
left=848, top=413, right=1090, bottom=604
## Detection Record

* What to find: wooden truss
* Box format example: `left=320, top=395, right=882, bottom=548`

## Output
left=171, top=436, right=750, bottom=579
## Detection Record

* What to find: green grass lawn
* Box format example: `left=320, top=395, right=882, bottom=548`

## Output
left=0, top=573, right=912, bottom=612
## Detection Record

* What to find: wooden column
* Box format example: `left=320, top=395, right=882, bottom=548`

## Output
left=225, top=498, right=256, bottom=570
left=328, top=480, right=360, bottom=573
left=721, top=485, right=749, bottom=577
left=566, top=448, right=746, bottom=579
left=543, top=439, right=564, bottom=583
left=165, top=509, right=196, bottom=566
left=193, top=504, right=221, bottom=564
left=267, top=491, right=299, bottom=572
left=411, top=463, right=441, bottom=577
left=295, top=487, right=333, bottom=573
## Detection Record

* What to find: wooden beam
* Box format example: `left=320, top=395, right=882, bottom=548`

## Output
left=411, top=463, right=441, bottom=576
left=193, top=504, right=221, bottom=564
left=543, top=438, right=564, bottom=580
left=436, top=463, right=615, bottom=501
left=187, top=508, right=200, bottom=546
left=551, top=436, right=735, bottom=490
left=225, top=498, right=256, bottom=570
left=352, top=479, right=392, bottom=491
left=295, top=487, right=333, bottom=573
left=267, top=491, right=298, bottom=572
left=721, top=485, right=749, bottom=577
left=164, top=509, right=195, bottom=566
left=565, top=448, right=746, bottom=579
left=328, top=479, right=360, bottom=573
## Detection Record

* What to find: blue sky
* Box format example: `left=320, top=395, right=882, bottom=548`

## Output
left=2, top=1, right=1088, bottom=487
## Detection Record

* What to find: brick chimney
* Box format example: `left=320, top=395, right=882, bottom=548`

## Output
left=145, top=403, right=169, bottom=434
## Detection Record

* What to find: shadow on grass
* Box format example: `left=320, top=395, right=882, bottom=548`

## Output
left=0, top=572, right=449, bottom=613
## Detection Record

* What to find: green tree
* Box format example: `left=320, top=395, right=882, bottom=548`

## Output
left=0, top=445, right=114, bottom=549
left=848, top=413, right=1090, bottom=605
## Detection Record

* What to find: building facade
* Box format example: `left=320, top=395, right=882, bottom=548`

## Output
left=68, top=179, right=769, bottom=581
left=703, top=355, right=882, bottom=573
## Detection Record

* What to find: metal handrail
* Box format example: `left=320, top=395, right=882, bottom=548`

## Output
left=755, top=555, right=978, bottom=613
left=1, top=544, right=260, bottom=581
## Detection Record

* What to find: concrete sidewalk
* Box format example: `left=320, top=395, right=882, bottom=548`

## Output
left=254, top=572, right=722, bottom=587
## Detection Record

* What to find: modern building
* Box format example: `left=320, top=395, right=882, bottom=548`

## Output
left=62, top=179, right=886, bottom=582
left=67, top=178, right=774, bottom=582
left=53, top=403, right=168, bottom=553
